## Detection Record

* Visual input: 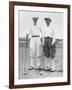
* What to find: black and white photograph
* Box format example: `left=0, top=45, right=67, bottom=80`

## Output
left=18, top=11, right=63, bottom=79
left=9, top=1, right=70, bottom=88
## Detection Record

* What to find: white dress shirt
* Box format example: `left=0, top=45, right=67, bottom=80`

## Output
left=29, top=25, right=43, bottom=38
left=44, top=26, right=53, bottom=37
left=44, top=25, right=55, bottom=44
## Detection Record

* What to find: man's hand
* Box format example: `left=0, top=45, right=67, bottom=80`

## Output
left=52, top=41, right=54, bottom=45
left=52, top=38, right=55, bottom=45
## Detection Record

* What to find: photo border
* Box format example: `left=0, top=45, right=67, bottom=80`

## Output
left=9, top=1, right=70, bottom=89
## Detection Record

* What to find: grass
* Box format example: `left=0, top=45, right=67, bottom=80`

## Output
left=18, top=41, right=63, bottom=79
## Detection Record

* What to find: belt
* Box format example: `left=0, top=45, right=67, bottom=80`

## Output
left=45, top=37, right=52, bottom=39
left=32, top=35, right=40, bottom=37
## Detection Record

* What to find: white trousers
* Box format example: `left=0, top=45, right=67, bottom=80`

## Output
left=30, top=37, right=42, bottom=57
left=30, top=37, right=42, bottom=67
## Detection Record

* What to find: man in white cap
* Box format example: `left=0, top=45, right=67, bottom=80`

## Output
left=28, top=17, right=43, bottom=70
left=43, top=17, right=56, bottom=72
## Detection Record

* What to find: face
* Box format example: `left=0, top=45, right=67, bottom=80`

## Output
left=45, top=20, right=51, bottom=26
left=33, top=18, right=38, bottom=25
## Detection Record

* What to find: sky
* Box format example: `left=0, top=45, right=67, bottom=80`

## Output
left=18, top=10, right=63, bottom=39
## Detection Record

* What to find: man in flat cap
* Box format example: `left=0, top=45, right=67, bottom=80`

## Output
left=28, top=17, right=43, bottom=70
left=43, top=18, right=56, bottom=72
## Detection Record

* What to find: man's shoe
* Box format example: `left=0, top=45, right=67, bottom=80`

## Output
left=37, top=66, right=42, bottom=70
left=45, top=66, right=50, bottom=71
left=50, top=68, right=55, bottom=72
left=28, top=66, right=33, bottom=70
left=23, top=71, right=26, bottom=74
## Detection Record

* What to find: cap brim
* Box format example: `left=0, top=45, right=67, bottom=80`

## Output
left=44, top=18, right=51, bottom=22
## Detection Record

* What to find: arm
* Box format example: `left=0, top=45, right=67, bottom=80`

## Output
left=40, top=27, right=45, bottom=46
left=28, top=29, right=32, bottom=39
left=52, top=29, right=55, bottom=44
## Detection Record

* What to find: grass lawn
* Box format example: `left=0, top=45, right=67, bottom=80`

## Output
left=18, top=41, right=63, bottom=79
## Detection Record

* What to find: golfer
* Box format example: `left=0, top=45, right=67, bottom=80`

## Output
left=28, top=17, right=43, bottom=70
left=43, top=17, right=56, bottom=72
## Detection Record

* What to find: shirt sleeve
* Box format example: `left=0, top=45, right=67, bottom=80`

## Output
left=28, top=29, right=32, bottom=38
left=39, top=27, right=43, bottom=38
left=40, top=26, right=45, bottom=45
left=52, top=29, right=55, bottom=44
